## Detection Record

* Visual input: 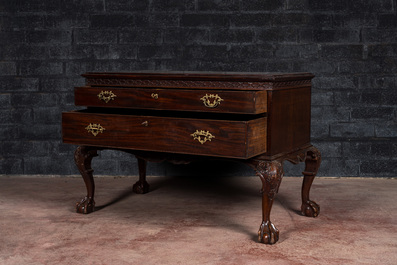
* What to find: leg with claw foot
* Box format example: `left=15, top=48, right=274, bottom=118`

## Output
left=301, top=147, right=321, bottom=217
left=250, top=160, right=284, bottom=244
left=132, top=157, right=150, bottom=194
left=74, top=146, right=98, bottom=214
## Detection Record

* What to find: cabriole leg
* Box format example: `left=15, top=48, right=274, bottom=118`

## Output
left=251, top=160, right=284, bottom=244
left=132, top=156, right=150, bottom=194
left=301, top=147, right=321, bottom=217
left=74, top=146, right=98, bottom=214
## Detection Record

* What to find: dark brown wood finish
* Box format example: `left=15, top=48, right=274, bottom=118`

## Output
left=62, top=71, right=321, bottom=244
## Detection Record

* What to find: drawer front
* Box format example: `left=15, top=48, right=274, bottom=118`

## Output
left=74, top=87, right=267, bottom=114
left=62, top=112, right=267, bottom=159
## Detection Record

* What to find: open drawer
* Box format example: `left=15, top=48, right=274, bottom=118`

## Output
left=62, top=109, right=267, bottom=159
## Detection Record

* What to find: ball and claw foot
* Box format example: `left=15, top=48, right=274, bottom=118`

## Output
left=258, top=221, right=279, bottom=244
left=76, top=197, right=95, bottom=214
left=301, top=200, right=320, bottom=217
left=132, top=181, right=150, bottom=194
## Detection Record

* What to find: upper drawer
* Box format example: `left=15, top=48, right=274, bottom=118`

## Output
left=74, top=87, right=267, bottom=114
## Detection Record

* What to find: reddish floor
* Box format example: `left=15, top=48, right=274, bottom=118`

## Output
left=0, top=176, right=396, bottom=265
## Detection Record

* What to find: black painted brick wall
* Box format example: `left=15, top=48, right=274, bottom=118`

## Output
left=1, top=0, right=396, bottom=177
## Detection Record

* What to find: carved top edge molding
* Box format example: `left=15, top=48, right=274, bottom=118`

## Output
left=85, top=78, right=312, bottom=90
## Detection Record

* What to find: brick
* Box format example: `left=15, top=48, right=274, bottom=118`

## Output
left=311, top=106, right=350, bottom=122
left=231, top=13, right=272, bottom=27
left=358, top=75, right=396, bottom=90
left=0, top=125, right=20, bottom=141
left=368, top=44, right=397, bottom=57
left=360, top=160, right=397, bottom=176
left=25, top=30, right=72, bottom=44
left=11, top=93, right=60, bottom=107
left=311, top=122, right=330, bottom=139
left=319, top=44, right=363, bottom=59
left=292, top=60, right=336, bottom=74
left=74, top=29, right=118, bottom=44
left=65, top=61, right=91, bottom=76
left=151, top=0, right=191, bottom=11
left=0, top=77, right=39, bottom=92
left=48, top=45, right=92, bottom=60
left=20, top=61, right=63, bottom=76
left=313, top=76, right=356, bottom=90
left=351, top=107, right=394, bottom=120
left=275, top=44, right=318, bottom=58
left=330, top=122, right=375, bottom=138
left=209, top=29, right=254, bottom=44
left=314, top=141, right=342, bottom=158
left=0, top=94, right=11, bottom=108
left=119, top=29, right=163, bottom=44
left=138, top=45, right=183, bottom=59
left=380, top=91, right=397, bottom=106
left=40, top=78, right=84, bottom=92
left=180, top=14, right=229, bottom=27
left=90, top=14, right=135, bottom=28
left=0, top=62, right=17, bottom=76
left=0, top=109, right=11, bottom=124
left=378, top=14, right=397, bottom=28
left=0, top=31, right=26, bottom=45
left=334, top=92, right=381, bottom=106
left=362, top=29, right=397, bottom=43
left=0, top=141, right=33, bottom=157
left=271, top=13, right=312, bottom=26
left=311, top=92, right=334, bottom=106
left=257, top=27, right=299, bottom=43
left=307, top=0, right=347, bottom=11
left=164, top=28, right=208, bottom=45
left=24, top=156, right=74, bottom=175
left=198, top=0, right=239, bottom=11
left=11, top=108, right=34, bottom=125
left=375, top=123, right=397, bottom=137
left=33, top=107, right=61, bottom=124
left=105, top=0, right=149, bottom=12
left=343, top=141, right=395, bottom=160
left=285, top=0, right=309, bottom=10
left=240, top=0, right=284, bottom=11
left=0, top=158, right=23, bottom=175
left=18, top=124, right=61, bottom=140
left=333, top=13, right=378, bottom=28
left=14, top=45, right=48, bottom=60
left=307, top=29, right=360, bottom=43
left=318, top=158, right=360, bottom=177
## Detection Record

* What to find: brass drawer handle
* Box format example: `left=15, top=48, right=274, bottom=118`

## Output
left=200, top=94, right=224, bottom=108
left=151, top=93, right=159, bottom=99
left=98, top=91, right=117, bottom=103
left=141, top=121, right=149, bottom=127
left=191, top=130, right=215, bottom=144
left=85, top=123, right=105, bottom=136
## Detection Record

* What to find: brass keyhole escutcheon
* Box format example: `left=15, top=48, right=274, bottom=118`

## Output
left=200, top=94, right=224, bottom=108
left=151, top=93, right=159, bottom=99
left=141, top=121, right=149, bottom=127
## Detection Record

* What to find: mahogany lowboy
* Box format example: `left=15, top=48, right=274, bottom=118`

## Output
left=62, top=71, right=321, bottom=244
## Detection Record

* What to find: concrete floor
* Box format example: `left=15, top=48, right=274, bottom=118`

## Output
left=0, top=175, right=396, bottom=265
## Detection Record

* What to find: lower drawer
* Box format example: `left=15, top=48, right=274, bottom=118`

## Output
left=62, top=110, right=267, bottom=159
